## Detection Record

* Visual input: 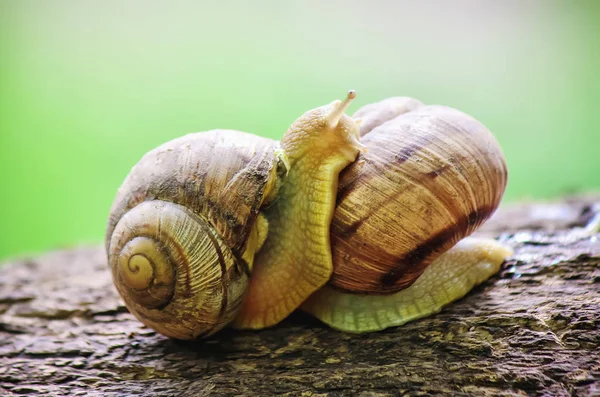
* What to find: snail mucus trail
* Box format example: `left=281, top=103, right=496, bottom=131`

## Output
left=106, top=90, right=512, bottom=339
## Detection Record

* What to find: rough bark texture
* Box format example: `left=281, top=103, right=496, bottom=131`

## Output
left=1, top=195, right=599, bottom=397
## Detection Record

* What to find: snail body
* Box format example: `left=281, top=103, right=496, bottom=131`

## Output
left=106, top=92, right=511, bottom=338
left=233, top=91, right=366, bottom=329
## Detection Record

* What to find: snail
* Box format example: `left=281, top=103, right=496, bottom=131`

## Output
left=106, top=91, right=512, bottom=339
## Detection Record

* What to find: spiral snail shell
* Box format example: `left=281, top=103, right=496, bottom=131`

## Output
left=106, top=130, right=284, bottom=339
left=330, top=100, right=507, bottom=294
left=106, top=91, right=511, bottom=338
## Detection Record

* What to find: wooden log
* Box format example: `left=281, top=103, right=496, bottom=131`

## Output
left=1, top=195, right=599, bottom=396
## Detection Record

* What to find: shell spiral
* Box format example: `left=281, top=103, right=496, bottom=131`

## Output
left=106, top=130, right=280, bottom=339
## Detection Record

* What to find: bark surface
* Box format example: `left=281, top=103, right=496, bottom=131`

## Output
left=1, top=195, right=599, bottom=396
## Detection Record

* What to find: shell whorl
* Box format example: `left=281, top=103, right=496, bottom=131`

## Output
left=116, top=236, right=175, bottom=309
left=106, top=130, right=280, bottom=339
left=109, top=200, right=246, bottom=339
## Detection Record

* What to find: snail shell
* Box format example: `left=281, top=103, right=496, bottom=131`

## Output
left=106, top=93, right=510, bottom=338
left=329, top=98, right=508, bottom=294
left=106, top=130, right=283, bottom=339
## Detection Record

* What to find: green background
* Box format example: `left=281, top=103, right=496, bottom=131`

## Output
left=1, top=1, right=599, bottom=261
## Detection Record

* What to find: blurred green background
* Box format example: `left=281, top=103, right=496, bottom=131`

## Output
left=1, top=0, right=599, bottom=261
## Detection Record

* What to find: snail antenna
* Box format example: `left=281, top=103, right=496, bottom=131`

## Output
left=327, top=90, right=357, bottom=128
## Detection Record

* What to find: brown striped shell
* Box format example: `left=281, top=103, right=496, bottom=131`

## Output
left=329, top=98, right=508, bottom=294
left=106, top=130, right=281, bottom=339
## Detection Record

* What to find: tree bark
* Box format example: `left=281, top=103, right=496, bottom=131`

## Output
left=1, top=195, right=599, bottom=397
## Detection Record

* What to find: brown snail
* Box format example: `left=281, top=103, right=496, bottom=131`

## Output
left=106, top=91, right=511, bottom=339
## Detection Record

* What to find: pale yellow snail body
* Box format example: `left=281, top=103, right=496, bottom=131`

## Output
left=106, top=92, right=511, bottom=339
